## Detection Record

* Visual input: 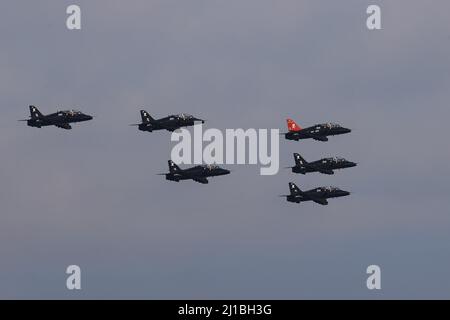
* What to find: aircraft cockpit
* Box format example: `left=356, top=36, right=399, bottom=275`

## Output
left=62, top=110, right=82, bottom=116
left=324, top=122, right=341, bottom=129
left=177, top=113, right=194, bottom=120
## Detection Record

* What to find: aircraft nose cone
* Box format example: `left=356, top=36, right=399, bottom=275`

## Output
left=223, top=169, right=231, bottom=175
left=343, top=191, right=351, bottom=196
left=195, top=118, right=205, bottom=124
left=85, top=115, right=93, bottom=120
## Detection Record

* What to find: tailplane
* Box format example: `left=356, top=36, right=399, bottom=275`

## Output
left=168, top=160, right=181, bottom=174
left=293, top=153, right=307, bottom=166
left=140, top=110, right=155, bottom=124
left=29, top=105, right=44, bottom=120
left=289, top=182, right=302, bottom=195
left=287, top=118, right=301, bottom=132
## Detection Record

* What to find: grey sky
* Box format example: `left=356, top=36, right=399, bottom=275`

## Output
left=0, top=0, right=449, bottom=299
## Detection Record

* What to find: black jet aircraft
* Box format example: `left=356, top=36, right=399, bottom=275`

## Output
left=280, top=182, right=350, bottom=205
left=20, top=105, right=93, bottom=130
left=288, top=153, right=356, bottom=175
left=132, top=110, right=204, bottom=132
left=160, top=160, right=230, bottom=184
left=284, top=118, right=351, bottom=142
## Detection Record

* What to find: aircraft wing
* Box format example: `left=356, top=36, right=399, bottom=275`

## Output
left=306, top=193, right=329, bottom=205
left=312, top=198, right=328, bottom=205
left=297, top=129, right=328, bottom=141
left=312, top=135, right=328, bottom=142
left=193, top=177, right=209, bottom=184
left=165, top=124, right=181, bottom=132
left=55, top=123, right=72, bottom=130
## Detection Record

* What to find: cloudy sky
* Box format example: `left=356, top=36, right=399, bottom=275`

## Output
left=0, top=0, right=449, bottom=299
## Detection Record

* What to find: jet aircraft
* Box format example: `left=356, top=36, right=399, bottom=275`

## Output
left=160, top=160, right=230, bottom=184
left=132, top=110, right=204, bottom=132
left=284, top=118, right=351, bottom=142
left=20, top=105, right=93, bottom=130
left=280, top=182, right=350, bottom=205
left=288, top=153, right=356, bottom=175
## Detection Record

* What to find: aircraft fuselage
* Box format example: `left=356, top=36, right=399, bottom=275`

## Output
left=24, top=106, right=93, bottom=130
left=287, top=188, right=350, bottom=204
left=285, top=124, right=351, bottom=142
left=293, top=159, right=356, bottom=175
left=166, top=166, right=230, bottom=181
left=139, top=117, right=201, bottom=132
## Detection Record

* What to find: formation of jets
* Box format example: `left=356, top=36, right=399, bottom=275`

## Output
left=283, top=118, right=355, bottom=205
left=20, top=106, right=356, bottom=206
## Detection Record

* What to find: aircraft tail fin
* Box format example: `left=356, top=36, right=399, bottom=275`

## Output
left=287, top=118, right=302, bottom=132
left=294, top=153, right=307, bottom=166
left=140, top=110, right=155, bottom=124
left=29, top=105, right=43, bottom=119
left=168, top=160, right=181, bottom=174
left=289, top=182, right=302, bottom=196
